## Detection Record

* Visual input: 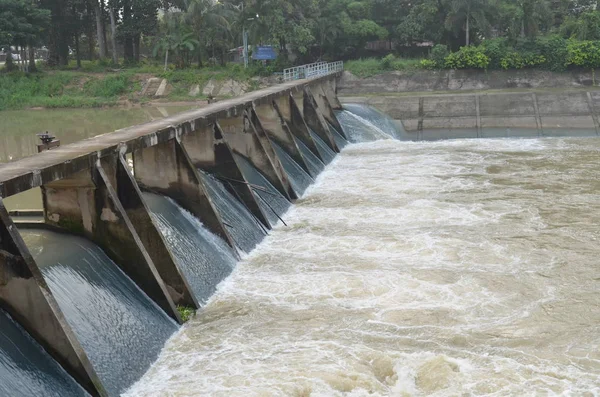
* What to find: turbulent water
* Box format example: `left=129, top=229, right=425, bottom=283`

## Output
left=142, top=192, right=237, bottom=304
left=0, top=309, right=88, bottom=397
left=126, top=136, right=600, bottom=396
left=21, top=229, right=178, bottom=397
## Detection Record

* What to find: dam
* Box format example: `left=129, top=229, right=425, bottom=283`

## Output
left=1, top=70, right=600, bottom=396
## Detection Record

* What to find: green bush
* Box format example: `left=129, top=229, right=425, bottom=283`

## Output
left=345, top=58, right=384, bottom=77
left=565, top=40, right=600, bottom=69
left=444, top=46, right=490, bottom=69
left=430, top=44, right=449, bottom=68
left=481, top=38, right=510, bottom=69
left=419, top=59, right=437, bottom=69
left=534, top=35, right=568, bottom=72
left=500, top=52, right=546, bottom=69
left=381, top=54, right=397, bottom=70
left=83, top=74, right=131, bottom=97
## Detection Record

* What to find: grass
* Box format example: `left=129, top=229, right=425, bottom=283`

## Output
left=0, top=59, right=275, bottom=110
left=0, top=71, right=135, bottom=110
left=177, top=305, right=195, bottom=322
left=345, top=57, right=423, bottom=78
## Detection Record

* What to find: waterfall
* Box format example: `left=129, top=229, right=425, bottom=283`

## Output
left=233, top=154, right=291, bottom=227
left=327, top=123, right=348, bottom=149
left=334, top=109, right=394, bottom=142
left=21, top=229, right=178, bottom=397
left=198, top=170, right=267, bottom=254
left=295, top=138, right=325, bottom=177
left=343, top=103, right=405, bottom=139
left=143, top=192, right=237, bottom=304
left=0, top=308, right=88, bottom=397
left=308, top=129, right=336, bottom=164
left=270, top=141, right=314, bottom=196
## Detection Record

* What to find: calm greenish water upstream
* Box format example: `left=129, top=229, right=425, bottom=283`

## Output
left=0, top=106, right=195, bottom=210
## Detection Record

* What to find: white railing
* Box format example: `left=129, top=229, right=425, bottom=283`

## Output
left=283, top=61, right=344, bottom=82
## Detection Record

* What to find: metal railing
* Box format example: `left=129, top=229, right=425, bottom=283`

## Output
left=283, top=61, right=344, bottom=82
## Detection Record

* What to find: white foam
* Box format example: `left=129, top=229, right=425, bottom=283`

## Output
left=124, top=137, right=600, bottom=396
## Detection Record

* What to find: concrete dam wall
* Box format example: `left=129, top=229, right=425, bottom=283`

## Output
left=0, top=73, right=348, bottom=396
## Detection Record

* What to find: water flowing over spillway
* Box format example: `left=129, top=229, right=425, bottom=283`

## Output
left=328, top=123, right=348, bottom=149
left=0, top=309, right=88, bottom=397
left=309, top=129, right=336, bottom=164
left=335, top=108, right=398, bottom=142
left=295, top=137, right=325, bottom=177
left=142, top=192, right=237, bottom=304
left=233, top=154, right=291, bottom=227
left=270, top=141, right=314, bottom=196
left=126, top=136, right=600, bottom=396
left=343, top=103, right=405, bottom=140
left=20, top=229, right=178, bottom=397
left=198, top=170, right=267, bottom=253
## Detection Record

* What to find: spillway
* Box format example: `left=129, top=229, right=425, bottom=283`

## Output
left=198, top=170, right=267, bottom=253
left=328, top=123, right=348, bottom=149
left=309, top=129, right=336, bottom=164
left=295, top=138, right=325, bottom=177
left=343, top=103, right=405, bottom=139
left=20, top=229, right=178, bottom=396
left=0, top=309, right=88, bottom=397
left=233, top=153, right=291, bottom=227
left=142, top=192, right=237, bottom=304
left=270, top=141, right=314, bottom=196
left=335, top=109, right=395, bottom=142
left=0, top=74, right=354, bottom=396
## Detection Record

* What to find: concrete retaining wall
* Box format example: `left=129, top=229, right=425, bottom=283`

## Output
left=341, top=90, right=600, bottom=140
left=338, top=69, right=599, bottom=95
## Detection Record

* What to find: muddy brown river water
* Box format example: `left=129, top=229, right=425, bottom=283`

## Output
left=123, top=137, right=600, bottom=396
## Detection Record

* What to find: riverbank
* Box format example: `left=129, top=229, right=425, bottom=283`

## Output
left=0, top=65, right=279, bottom=111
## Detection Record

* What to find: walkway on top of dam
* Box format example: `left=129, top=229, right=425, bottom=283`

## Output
left=0, top=75, right=337, bottom=198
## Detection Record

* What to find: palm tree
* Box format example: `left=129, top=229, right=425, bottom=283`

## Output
left=445, top=0, right=493, bottom=45
left=153, top=15, right=200, bottom=70
left=184, top=0, right=235, bottom=67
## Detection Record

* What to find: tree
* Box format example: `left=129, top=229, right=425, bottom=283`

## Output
left=184, top=0, right=234, bottom=66
left=0, top=0, right=50, bottom=71
left=94, top=0, right=107, bottom=60
left=560, top=10, right=600, bottom=40
left=153, top=13, right=199, bottom=69
left=119, top=0, right=160, bottom=63
left=445, top=0, right=494, bottom=46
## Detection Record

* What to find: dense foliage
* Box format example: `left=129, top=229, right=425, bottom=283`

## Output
left=2, top=0, right=600, bottom=71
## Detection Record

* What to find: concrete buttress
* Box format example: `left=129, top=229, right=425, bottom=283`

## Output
left=132, top=135, right=238, bottom=253
left=41, top=162, right=183, bottom=323
left=180, top=121, right=270, bottom=228
left=110, top=152, right=199, bottom=309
